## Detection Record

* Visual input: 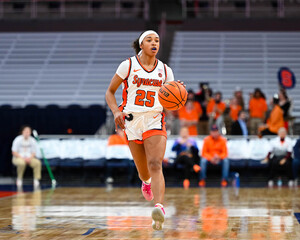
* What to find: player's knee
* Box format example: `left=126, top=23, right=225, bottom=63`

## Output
left=148, top=158, right=162, bottom=172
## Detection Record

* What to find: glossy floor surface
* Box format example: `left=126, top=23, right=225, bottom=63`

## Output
left=0, top=187, right=300, bottom=239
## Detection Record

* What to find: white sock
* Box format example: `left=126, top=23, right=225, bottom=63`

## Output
left=155, top=203, right=164, bottom=208
left=143, top=178, right=151, bottom=184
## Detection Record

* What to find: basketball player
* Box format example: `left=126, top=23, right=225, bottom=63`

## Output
left=106, top=30, right=183, bottom=230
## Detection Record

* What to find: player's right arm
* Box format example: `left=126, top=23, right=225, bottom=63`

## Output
left=105, top=74, right=129, bottom=130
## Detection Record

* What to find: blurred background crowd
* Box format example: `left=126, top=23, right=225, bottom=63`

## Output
left=165, top=82, right=293, bottom=138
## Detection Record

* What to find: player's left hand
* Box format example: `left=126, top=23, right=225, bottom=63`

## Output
left=177, top=80, right=186, bottom=88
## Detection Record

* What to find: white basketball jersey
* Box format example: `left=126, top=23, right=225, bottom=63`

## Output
left=119, top=56, right=170, bottom=113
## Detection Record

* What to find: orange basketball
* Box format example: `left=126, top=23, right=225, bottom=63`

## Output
left=158, top=81, right=187, bottom=110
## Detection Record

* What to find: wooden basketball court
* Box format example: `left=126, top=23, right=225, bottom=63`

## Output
left=0, top=187, right=300, bottom=239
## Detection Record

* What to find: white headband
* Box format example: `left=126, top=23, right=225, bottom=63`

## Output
left=139, top=30, right=159, bottom=45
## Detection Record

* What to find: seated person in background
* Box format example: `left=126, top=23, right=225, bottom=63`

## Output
left=260, top=94, right=285, bottom=136
left=263, top=127, right=294, bottom=187
left=11, top=125, right=41, bottom=189
left=199, top=124, right=229, bottom=187
left=229, top=97, right=242, bottom=122
left=178, top=90, right=202, bottom=136
left=207, top=92, right=226, bottom=131
left=172, top=127, right=201, bottom=189
left=231, top=110, right=248, bottom=136
left=248, top=88, right=268, bottom=135
left=293, top=137, right=300, bottom=185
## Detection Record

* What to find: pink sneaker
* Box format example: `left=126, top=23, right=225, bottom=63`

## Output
left=141, top=181, right=153, bottom=201
left=152, top=204, right=165, bottom=230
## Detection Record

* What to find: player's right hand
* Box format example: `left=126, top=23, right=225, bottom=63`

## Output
left=114, top=111, right=129, bottom=130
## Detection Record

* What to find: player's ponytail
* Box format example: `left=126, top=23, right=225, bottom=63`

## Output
left=132, top=38, right=141, bottom=55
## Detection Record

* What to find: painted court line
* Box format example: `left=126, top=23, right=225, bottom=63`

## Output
left=294, top=213, right=300, bottom=224
left=82, top=228, right=96, bottom=236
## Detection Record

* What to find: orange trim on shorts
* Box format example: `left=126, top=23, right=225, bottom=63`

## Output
left=142, top=112, right=167, bottom=140
left=132, top=139, right=143, bottom=144
left=142, top=129, right=167, bottom=141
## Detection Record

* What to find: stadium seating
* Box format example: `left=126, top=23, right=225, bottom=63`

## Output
left=169, top=31, right=300, bottom=118
left=1, top=31, right=299, bottom=120
left=0, top=32, right=139, bottom=107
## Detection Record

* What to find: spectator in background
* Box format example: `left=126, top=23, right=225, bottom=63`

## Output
left=248, top=88, right=268, bottom=135
left=207, top=91, right=226, bottom=132
left=231, top=110, right=248, bottom=136
left=178, top=90, right=202, bottom=136
left=164, top=109, right=180, bottom=135
left=195, top=82, right=209, bottom=104
left=263, top=127, right=294, bottom=187
left=229, top=97, right=242, bottom=122
left=172, top=127, right=201, bottom=189
left=278, top=88, right=291, bottom=130
left=234, top=86, right=245, bottom=110
left=199, top=124, right=229, bottom=187
left=293, top=137, right=300, bottom=186
left=261, top=94, right=285, bottom=136
left=11, top=125, right=41, bottom=189
left=197, top=86, right=213, bottom=135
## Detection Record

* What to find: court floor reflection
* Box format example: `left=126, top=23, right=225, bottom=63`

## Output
left=0, top=187, right=300, bottom=239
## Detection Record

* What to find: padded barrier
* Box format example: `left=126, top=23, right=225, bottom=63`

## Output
left=34, top=137, right=297, bottom=167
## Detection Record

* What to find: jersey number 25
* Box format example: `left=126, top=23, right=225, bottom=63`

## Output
left=134, top=90, right=155, bottom=107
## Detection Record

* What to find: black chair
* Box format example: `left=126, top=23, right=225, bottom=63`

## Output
left=45, top=104, right=60, bottom=109
left=0, top=104, right=12, bottom=109
left=24, top=104, right=39, bottom=109
left=67, top=104, right=82, bottom=109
